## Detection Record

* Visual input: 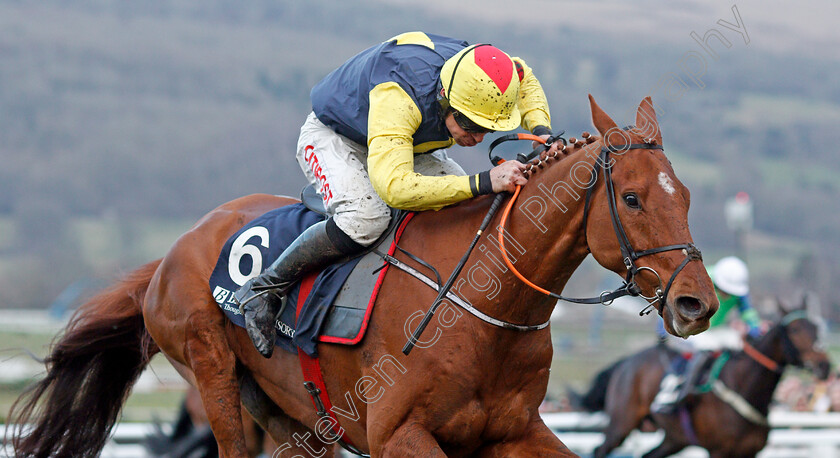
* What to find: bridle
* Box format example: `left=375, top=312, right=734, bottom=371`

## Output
left=739, top=310, right=811, bottom=373
left=499, top=137, right=703, bottom=316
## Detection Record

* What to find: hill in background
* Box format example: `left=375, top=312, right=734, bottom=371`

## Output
left=2, top=0, right=839, bottom=321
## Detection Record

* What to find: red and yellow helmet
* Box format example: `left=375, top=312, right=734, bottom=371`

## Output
left=440, top=44, right=521, bottom=132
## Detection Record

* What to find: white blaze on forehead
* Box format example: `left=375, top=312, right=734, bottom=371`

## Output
left=658, top=172, right=676, bottom=195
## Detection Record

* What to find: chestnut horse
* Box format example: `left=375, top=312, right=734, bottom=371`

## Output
left=582, top=300, right=831, bottom=458
left=8, top=96, right=718, bottom=457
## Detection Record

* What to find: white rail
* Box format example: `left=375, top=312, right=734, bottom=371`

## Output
left=4, top=412, right=840, bottom=457
left=542, top=411, right=840, bottom=457
left=542, top=410, right=840, bottom=431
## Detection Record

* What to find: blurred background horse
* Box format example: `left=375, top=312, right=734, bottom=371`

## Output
left=578, top=296, right=831, bottom=458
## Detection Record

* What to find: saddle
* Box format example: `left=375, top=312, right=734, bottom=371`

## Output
left=300, top=184, right=328, bottom=217
left=209, top=186, right=409, bottom=357
left=652, top=350, right=725, bottom=413
left=690, top=351, right=729, bottom=394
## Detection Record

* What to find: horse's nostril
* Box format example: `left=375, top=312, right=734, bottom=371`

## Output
left=675, top=296, right=705, bottom=320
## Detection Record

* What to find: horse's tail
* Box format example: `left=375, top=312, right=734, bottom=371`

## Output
left=7, top=259, right=162, bottom=458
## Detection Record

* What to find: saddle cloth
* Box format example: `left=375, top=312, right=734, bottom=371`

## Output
left=208, top=203, right=412, bottom=357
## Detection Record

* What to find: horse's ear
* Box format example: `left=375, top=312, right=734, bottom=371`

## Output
left=589, top=94, right=619, bottom=135
left=777, top=296, right=791, bottom=316
left=589, top=94, right=626, bottom=146
left=803, top=291, right=822, bottom=319
left=634, top=96, right=663, bottom=144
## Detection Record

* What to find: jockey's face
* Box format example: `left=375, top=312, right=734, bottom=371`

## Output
left=445, top=112, right=488, bottom=147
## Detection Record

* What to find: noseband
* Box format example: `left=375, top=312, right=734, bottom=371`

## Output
left=499, top=139, right=703, bottom=315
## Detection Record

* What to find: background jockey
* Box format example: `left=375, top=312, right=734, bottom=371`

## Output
left=234, top=32, right=564, bottom=357
left=652, top=255, right=763, bottom=412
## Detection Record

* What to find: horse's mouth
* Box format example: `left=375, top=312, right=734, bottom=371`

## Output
left=670, top=316, right=710, bottom=338
left=664, top=297, right=711, bottom=338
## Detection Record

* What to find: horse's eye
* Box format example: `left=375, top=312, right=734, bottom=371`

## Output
left=623, top=193, right=641, bottom=209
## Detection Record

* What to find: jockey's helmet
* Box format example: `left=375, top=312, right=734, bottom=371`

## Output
left=439, top=44, right=521, bottom=132
left=711, top=256, right=750, bottom=297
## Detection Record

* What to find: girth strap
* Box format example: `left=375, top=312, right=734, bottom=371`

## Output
left=711, top=380, right=768, bottom=426
left=693, top=352, right=768, bottom=426
left=296, top=274, right=369, bottom=457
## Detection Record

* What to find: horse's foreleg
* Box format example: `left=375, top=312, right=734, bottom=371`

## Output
left=375, top=423, right=446, bottom=458
left=593, top=422, right=629, bottom=458
left=476, top=419, right=576, bottom=457
left=186, top=323, right=249, bottom=457
left=593, top=412, right=640, bottom=458
left=594, top=380, right=651, bottom=458
left=593, top=406, right=645, bottom=458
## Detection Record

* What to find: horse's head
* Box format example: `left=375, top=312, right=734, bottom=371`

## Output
left=583, top=95, right=718, bottom=338
left=773, top=296, right=832, bottom=379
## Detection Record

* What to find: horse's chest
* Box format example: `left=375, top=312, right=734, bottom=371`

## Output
left=436, top=390, right=533, bottom=445
left=419, top=336, right=552, bottom=446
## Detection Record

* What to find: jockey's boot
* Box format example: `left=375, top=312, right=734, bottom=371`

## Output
left=233, top=219, right=363, bottom=358
left=651, top=372, right=683, bottom=413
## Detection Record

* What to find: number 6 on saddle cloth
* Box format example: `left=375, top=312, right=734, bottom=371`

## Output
left=209, top=193, right=416, bottom=358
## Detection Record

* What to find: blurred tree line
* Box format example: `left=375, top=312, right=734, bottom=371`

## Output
left=2, top=0, right=839, bottom=323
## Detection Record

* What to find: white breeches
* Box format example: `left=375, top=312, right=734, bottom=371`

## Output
left=296, top=112, right=465, bottom=245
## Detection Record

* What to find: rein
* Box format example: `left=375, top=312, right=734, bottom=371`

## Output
left=742, top=341, right=780, bottom=373
left=498, top=138, right=703, bottom=315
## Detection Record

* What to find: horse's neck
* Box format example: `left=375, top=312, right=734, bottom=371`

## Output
left=727, top=328, right=785, bottom=412
left=507, top=145, right=600, bottom=281
left=488, top=146, right=599, bottom=323
left=403, top=145, right=598, bottom=330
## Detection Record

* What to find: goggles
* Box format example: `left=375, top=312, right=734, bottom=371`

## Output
left=453, top=110, right=493, bottom=134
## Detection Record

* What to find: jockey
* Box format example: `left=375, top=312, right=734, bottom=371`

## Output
left=693, top=256, right=763, bottom=347
left=233, top=32, right=563, bottom=357
left=653, top=256, right=763, bottom=412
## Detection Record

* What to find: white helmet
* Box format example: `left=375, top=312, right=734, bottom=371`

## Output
left=711, top=256, right=750, bottom=297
